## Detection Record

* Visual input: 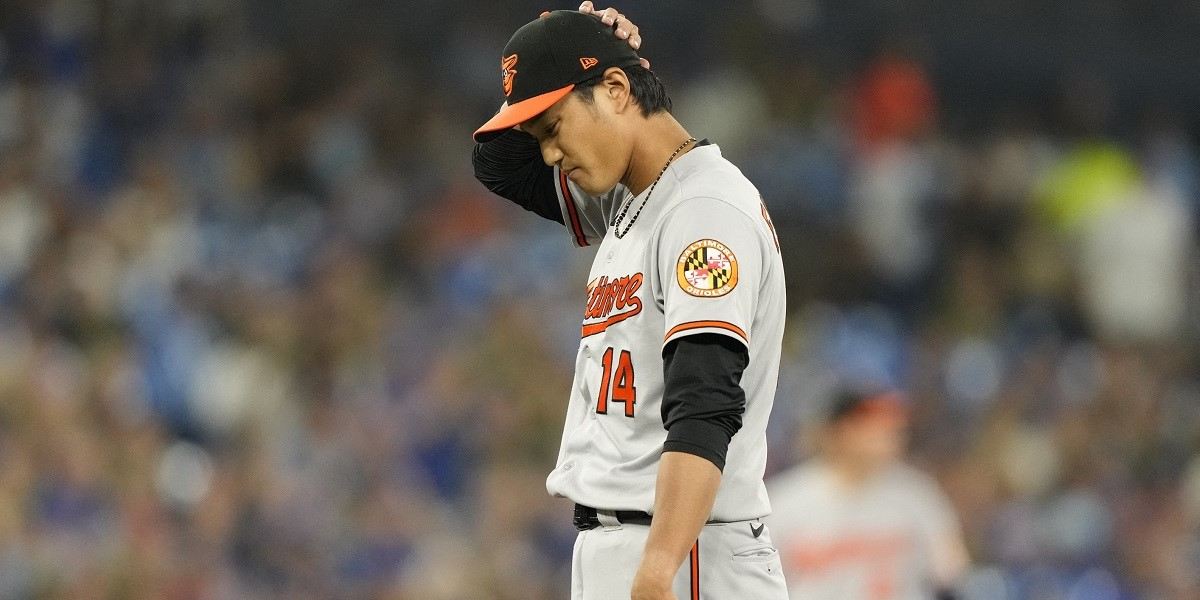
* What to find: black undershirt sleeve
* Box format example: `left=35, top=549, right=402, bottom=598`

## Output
left=471, top=128, right=563, bottom=224
left=661, top=333, right=749, bottom=472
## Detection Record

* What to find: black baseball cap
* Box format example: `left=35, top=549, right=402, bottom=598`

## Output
left=829, top=387, right=908, bottom=422
left=473, top=10, right=643, bottom=142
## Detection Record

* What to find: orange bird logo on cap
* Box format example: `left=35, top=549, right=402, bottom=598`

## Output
left=501, top=54, right=518, bottom=97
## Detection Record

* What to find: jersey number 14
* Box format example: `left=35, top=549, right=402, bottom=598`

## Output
left=596, top=348, right=636, bottom=417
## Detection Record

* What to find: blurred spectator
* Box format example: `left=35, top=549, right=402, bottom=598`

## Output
left=1078, top=178, right=1191, bottom=342
left=846, top=47, right=939, bottom=300
left=850, top=46, right=937, bottom=152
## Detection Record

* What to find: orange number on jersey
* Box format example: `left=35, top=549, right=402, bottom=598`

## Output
left=596, top=348, right=636, bottom=417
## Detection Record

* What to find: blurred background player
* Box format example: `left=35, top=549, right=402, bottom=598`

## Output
left=767, top=388, right=969, bottom=599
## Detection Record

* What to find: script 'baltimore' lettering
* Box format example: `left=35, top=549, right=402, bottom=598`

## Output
left=585, top=273, right=644, bottom=321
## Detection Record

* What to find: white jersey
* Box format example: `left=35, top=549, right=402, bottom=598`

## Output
left=766, top=460, right=962, bottom=600
left=544, top=143, right=786, bottom=522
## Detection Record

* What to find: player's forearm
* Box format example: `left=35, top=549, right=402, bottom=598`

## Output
left=639, top=451, right=722, bottom=579
left=471, top=129, right=563, bottom=223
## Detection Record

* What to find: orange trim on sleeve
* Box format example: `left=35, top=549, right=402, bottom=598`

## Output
left=690, top=540, right=700, bottom=600
left=560, top=169, right=588, bottom=247
left=664, top=320, right=748, bottom=344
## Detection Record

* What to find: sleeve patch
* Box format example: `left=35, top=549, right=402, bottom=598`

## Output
left=676, top=239, right=739, bottom=298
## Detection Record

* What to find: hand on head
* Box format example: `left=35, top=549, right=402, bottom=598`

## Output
left=577, top=2, right=650, bottom=69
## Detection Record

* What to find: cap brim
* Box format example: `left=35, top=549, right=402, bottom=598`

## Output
left=473, top=84, right=575, bottom=142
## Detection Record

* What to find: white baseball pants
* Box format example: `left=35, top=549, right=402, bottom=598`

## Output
left=570, top=516, right=790, bottom=599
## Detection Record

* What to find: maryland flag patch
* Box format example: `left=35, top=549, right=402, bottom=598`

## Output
left=677, top=239, right=739, bottom=297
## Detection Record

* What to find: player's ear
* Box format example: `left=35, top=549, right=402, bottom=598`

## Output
left=599, top=67, right=633, bottom=114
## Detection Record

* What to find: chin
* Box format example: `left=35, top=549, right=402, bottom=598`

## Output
left=575, top=174, right=620, bottom=196
left=577, top=181, right=606, bottom=196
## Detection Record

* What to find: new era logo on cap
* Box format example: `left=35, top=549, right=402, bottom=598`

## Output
left=474, top=10, right=644, bottom=142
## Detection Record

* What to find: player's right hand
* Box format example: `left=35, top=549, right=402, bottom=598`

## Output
left=577, top=1, right=651, bottom=69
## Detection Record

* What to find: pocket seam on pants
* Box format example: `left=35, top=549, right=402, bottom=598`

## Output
left=730, top=544, right=779, bottom=563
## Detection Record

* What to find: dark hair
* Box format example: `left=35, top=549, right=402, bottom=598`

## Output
left=573, top=65, right=672, bottom=115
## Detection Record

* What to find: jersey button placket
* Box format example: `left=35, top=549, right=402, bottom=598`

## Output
left=582, top=344, right=597, bottom=418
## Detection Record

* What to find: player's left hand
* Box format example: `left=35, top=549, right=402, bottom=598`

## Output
left=630, top=566, right=677, bottom=600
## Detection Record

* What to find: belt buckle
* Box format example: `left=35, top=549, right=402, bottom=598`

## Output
left=573, top=504, right=600, bottom=531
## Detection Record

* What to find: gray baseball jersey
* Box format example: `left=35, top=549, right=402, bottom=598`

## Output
left=766, top=460, right=963, bottom=600
left=544, top=143, right=786, bottom=522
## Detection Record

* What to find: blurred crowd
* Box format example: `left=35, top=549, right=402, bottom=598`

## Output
left=0, top=1, right=1198, bottom=599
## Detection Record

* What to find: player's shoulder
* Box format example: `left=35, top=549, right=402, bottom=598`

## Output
left=883, top=462, right=941, bottom=489
left=666, top=143, right=762, bottom=216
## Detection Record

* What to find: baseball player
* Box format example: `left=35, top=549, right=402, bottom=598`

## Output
left=766, top=389, right=969, bottom=600
left=471, top=4, right=789, bottom=599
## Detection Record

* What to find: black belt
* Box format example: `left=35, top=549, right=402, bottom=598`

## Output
left=574, top=503, right=653, bottom=530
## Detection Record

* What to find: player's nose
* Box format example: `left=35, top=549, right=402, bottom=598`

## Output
left=539, top=142, right=563, bottom=168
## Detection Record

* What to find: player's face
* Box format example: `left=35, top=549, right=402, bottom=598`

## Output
left=522, top=89, right=631, bottom=195
left=833, top=412, right=908, bottom=467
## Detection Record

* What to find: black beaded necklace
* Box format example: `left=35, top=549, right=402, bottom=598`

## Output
left=610, top=137, right=697, bottom=239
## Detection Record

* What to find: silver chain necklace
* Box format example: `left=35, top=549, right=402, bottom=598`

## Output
left=610, top=137, right=697, bottom=239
